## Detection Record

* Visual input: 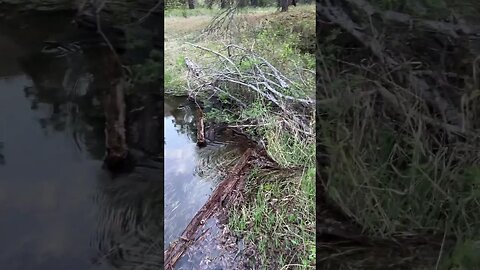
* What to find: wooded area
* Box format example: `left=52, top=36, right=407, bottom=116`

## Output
left=165, top=0, right=311, bottom=12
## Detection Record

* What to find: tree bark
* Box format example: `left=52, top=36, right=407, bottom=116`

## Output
left=104, top=76, right=128, bottom=170
left=100, top=50, right=129, bottom=170
left=238, top=0, right=248, bottom=8
left=187, top=0, right=194, bottom=9
left=281, top=0, right=288, bottom=12
left=196, top=107, right=206, bottom=147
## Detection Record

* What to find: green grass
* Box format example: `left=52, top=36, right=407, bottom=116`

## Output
left=316, top=19, right=480, bottom=268
left=220, top=7, right=315, bottom=269
left=165, top=7, right=221, bottom=17
left=164, top=52, right=187, bottom=94
left=229, top=166, right=316, bottom=269
left=165, top=5, right=315, bottom=268
left=317, top=76, right=480, bottom=267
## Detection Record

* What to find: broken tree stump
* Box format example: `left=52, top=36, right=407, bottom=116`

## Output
left=196, top=106, right=207, bottom=147
left=100, top=48, right=129, bottom=171
left=104, top=76, right=129, bottom=170
left=164, top=148, right=255, bottom=270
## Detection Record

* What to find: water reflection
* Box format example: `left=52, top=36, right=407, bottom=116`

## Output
left=164, top=97, right=215, bottom=248
left=0, top=11, right=162, bottom=270
left=19, top=49, right=105, bottom=159
left=0, top=74, right=108, bottom=270
left=164, top=96, right=248, bottom=269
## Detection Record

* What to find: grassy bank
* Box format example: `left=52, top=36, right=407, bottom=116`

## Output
left=317, top=1, right=480, bottom=269
left=165, top=4, right=315, bottom=269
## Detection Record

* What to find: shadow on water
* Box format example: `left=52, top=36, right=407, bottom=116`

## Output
left=0, top=11, right=163, bottom=270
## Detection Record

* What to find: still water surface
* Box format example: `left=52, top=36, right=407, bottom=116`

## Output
left=164, top=97, right=216, bottom=248
left=0, top=55, right=109, bottom=270
left=0, top=11, right=163, bottom=270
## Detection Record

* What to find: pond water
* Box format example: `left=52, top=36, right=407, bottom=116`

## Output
left=164, top=96, right=248, bottom=269
left=0, top=74, right=109, bottom=270
left=0, top=11, right=163, bottom=270
left=164, top=96, right=216, bottom=246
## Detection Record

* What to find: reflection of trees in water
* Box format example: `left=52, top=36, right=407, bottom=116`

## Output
left=128, top=94, right=163, bottom=156
left=20, top=51, right=106, bottom=160
left=166, top=98, right=198, bottom=142
left=163, top=97, right=247, bottom=258
left=165, top=96, right=248, bottom=185
left=92, top=169, right=163, bottom=269
left=2, top=11, right=167, bottom=269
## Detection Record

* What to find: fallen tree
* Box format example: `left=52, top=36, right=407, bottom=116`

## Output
left=164, top=148, right=256, bottom=269
left=174, top=12, right=316, bottom=267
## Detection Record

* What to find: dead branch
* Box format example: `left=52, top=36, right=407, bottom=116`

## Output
left=103, top=75, right=129, bottom=169
left=183, top=44, right=315, bottom=140
left=203, top=6, right=238, bottom=36
left=318, top=0, right=464, bottom=128
left=135, top=0, right=161, bottom=25
left=186, top=45, right=314, bottom=106
left=94, top=1, right=124, bottom=70
left=346, top=0, right=480, bottom=38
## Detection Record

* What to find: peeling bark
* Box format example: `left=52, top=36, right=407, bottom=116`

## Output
left=196, top=106, right=206, bottom=147
left=100, top=49, right=129, bottom=170
left=104, top=76, right=128, bottom=170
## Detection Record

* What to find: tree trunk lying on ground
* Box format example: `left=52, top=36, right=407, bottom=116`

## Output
left=164, top=148, right=255, bottom=270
